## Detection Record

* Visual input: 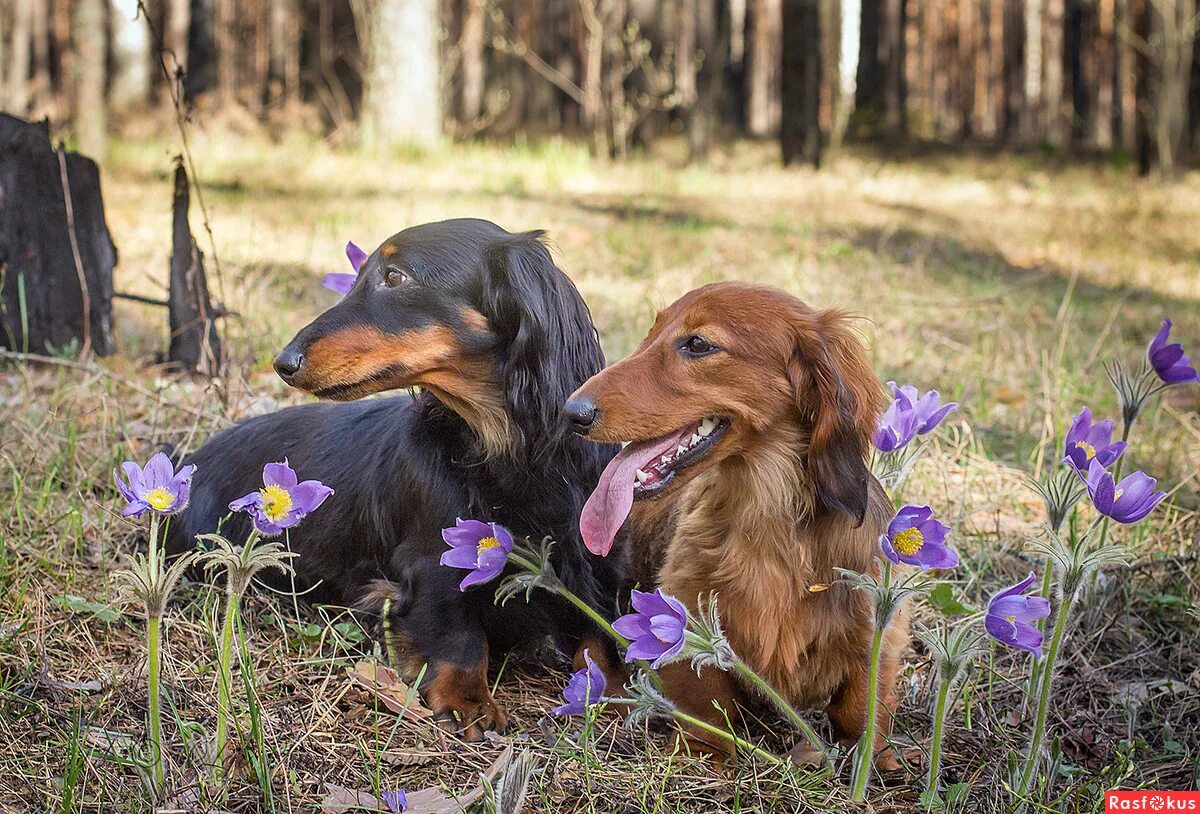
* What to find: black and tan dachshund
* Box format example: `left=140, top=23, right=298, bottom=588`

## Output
left=166, top=218, right=624, bottom=739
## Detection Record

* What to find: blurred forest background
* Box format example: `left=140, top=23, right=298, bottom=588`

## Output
left=3, top=0, right=1200, bottom=176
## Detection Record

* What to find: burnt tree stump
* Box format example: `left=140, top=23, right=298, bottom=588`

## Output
left=167, top=160, right=223, bottom=374
left=0, top=114, right=116, bottom=356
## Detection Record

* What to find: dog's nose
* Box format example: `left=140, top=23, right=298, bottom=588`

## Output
left=273, top=347, right=305, bottom=381
left=564, top=396, right=599, bottom=434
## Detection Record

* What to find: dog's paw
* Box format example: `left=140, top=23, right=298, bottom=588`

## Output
left=423, top=661, right=508, bottom=743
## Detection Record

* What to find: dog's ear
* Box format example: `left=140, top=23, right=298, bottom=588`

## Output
left=483, top=231, right=606, bottom=455
left=788, top=310, right=884, bottom=526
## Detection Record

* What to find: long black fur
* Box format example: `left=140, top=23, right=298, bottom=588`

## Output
left=166, top=219, right=621, bottom=697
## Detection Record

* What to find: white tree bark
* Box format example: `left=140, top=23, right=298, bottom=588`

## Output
left=361, top=0, right=442, bottom=150
left=111, top=0, right=151, bottom=110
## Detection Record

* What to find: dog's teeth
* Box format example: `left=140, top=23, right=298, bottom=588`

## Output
left=660, top=454, right=672, bottom=464
left=635, top=469, right=650, bottom=483
left=677, top=444, right=688, bottom=455
left=699, top=418, right=716, bottom=436
left=690, top=434, right=702, bottom=445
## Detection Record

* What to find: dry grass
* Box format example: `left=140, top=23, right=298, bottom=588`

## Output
left=1, top=132, right=1198, bottom=812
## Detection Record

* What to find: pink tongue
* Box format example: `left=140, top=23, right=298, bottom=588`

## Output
left=581, top=428, right=693, bottom=556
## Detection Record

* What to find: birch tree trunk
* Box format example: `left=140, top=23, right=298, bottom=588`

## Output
left=74, top=0, right=107, bottom=159
left=361, top=0, right=442, bottom=150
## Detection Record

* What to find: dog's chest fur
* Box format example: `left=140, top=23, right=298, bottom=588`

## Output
left=658, top=438, right=880, bottom=708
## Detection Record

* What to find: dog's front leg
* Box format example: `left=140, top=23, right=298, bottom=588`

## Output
left=826, top=648, right=902, bottom=771
left=658, top=660, right=743, bottom=766
left=376, top=559, right=508, bottom=743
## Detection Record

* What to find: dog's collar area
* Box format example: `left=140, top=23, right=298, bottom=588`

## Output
left=632, top=416, right=730, bottom=498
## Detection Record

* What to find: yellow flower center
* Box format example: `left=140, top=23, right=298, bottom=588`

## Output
left=1076, top=440, right=1097, bottom=460
left=260, top=484, right=293, bottom=521
left=145, top=487, right=174, bottom=511
left=477, top=536, right=501, bottom=557
left=892, top=527, right=925, bottom=557
left=1004, top=614, right=1016, bottom=623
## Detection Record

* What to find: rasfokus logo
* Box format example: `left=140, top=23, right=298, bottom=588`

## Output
left=1107, top=791, right=1200, bottom=812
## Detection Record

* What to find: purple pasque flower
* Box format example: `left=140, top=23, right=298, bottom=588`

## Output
left=321, top=240, right=368, bottom=296
left=984, top=572, right=1051, bottom=656
left=551, top=649, right=607, bottom=716
left=873, top=387, right=921, bottom=452
left=878, top=504, right=957, bottom=570
left=890, top=382, right=958, bottom=434
left=439, top=518, right=514, bottom=591
left=1076, top=457, right=1167, bottom=525
left=1148, top=318, right=1199, bottom=385
left=228, top=460, right=333, bottom=536
left=114, top=452, right=195, bottom=517
left=379, top=789, right=407, bottom=814
left=612, top=589, right=688, bottom=668
left=1062, top=407, right=1126, bottom=471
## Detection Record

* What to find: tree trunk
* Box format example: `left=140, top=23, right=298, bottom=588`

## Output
left=781, top=0, right=821, bottom=166
left=73, top=0, right=107, bottom=160
left=1094, top=0, right=1115, bottom=148
left=163, top=0, right=190, bottom=104
left=460, top=0, right=486, bottom=122
left=268, top=0, right=299, bottom=106
left=361, top=0, right=442, bottom=150
left=855, top=0, right=881, bottom=121
left=1003, top=0, right=1025, bottom=144
left=29, top=0, right=50, bottom=116
left=688, top=0, right=723, bottom=161
left=747, top=0, right=782, bottom=135
left=111, top=0, right=152, bottom=110
left=1117, top=0, right=1138, bottom=150
left=1135, top=0, right=1152, bottom=173
left=215, top=0, right=235, bottom=103
left=1023, top=0, right=1043, bottom=141
left=1043, top=0, right=1065, bottom=144
left=0, top=114, right=116, bottom=358
left=677, top=0, right=698, bottom=109
left=881, top=0, right=905, bottom=134
left=958, top=0, right=975, bottom=138
left=168, top=161, right=223, bottom=374
left=6, top=0, right=32, bottom=115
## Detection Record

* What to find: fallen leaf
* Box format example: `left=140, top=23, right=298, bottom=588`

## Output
left=346, top=662, right=432, bottom=720
left=83, top=726, right=137, bottom=758
left=44, top=676, right=105, bottom=693
left=321, top=784, right=379, bottom=813
left=321, top=746, right=516, bottom=814
left=380, top=749, right=440, bottom=767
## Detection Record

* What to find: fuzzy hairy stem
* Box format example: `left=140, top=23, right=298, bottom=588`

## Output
left=925, top=675, right=951, bottom=797
left=146, top=614, right=165, bottom=792
left=1016, top=589, right=1074, bottom=800
left=850, top=559, right=891, bottom=802
left=213, top=591, right=240, bottom=788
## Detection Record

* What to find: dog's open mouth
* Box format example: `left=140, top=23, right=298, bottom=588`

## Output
left=580, top=416, right=730, bottom=557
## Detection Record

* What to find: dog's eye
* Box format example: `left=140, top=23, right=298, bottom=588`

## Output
left=383, top=267, right=409, bottom=287
left=681, top=335, right=719, bottom=357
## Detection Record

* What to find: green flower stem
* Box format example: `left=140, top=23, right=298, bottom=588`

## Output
left=604, top=699, right=786, bottom=767
left=850, top=558, right=892, bottom=803
left=146, top=613, right=165, bottom=792
left=1015, top=588, right=1075, bottom=800
left=507, top=552, right=629, bottom=647
left=213, top=591, right=240, bottom=786
left=727, top=656, right=827, bottom=763
left=925, top=674, right=951, bottom=798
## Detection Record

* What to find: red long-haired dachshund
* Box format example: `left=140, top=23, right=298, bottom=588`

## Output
left=565, top=281, right=906, bottom=768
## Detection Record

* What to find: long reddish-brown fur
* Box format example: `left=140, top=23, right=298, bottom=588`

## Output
left=572, top=282, right=907, bottom=766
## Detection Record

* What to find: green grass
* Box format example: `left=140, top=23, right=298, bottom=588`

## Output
left=0, top=131, right=1198, bottom=811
